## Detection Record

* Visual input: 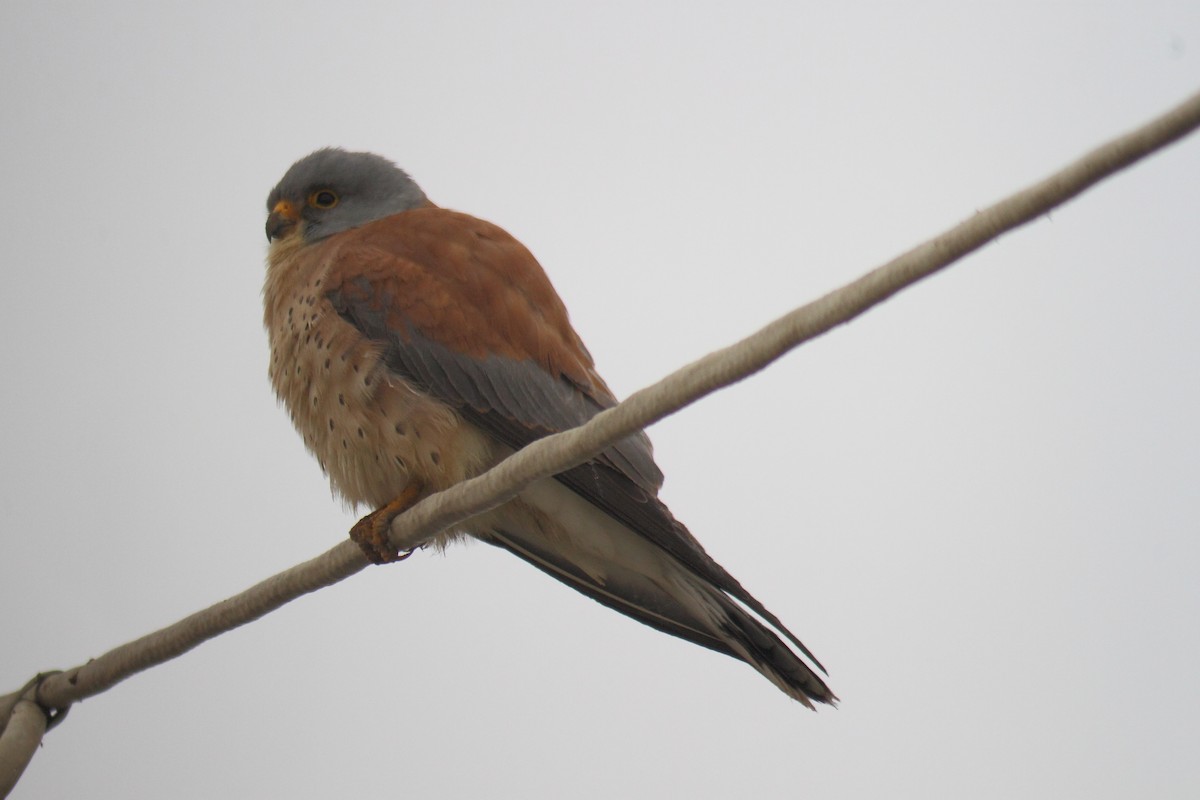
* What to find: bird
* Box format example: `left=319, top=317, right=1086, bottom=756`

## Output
left=263, top=147, right=835, bottom=707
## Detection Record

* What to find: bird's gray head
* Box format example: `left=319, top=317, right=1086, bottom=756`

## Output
left=265, top=148, right=429, bottom=243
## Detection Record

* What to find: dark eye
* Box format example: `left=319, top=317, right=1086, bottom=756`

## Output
left=308, top=190, right=339, bottom=209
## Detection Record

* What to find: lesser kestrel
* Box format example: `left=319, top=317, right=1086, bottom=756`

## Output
left=264, top=148, right=834, bottom=707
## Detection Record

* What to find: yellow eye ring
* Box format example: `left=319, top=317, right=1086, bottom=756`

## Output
left=308, top=189, right=339, bottom=209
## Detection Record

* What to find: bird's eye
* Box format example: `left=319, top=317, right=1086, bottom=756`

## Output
left=308, top=190, right=339, bottom=209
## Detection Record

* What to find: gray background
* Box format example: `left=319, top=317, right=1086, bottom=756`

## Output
left=2, top=2, right=1198, bottom=798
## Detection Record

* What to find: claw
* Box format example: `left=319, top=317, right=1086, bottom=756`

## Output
left=349, top=482, right=425, bottom=564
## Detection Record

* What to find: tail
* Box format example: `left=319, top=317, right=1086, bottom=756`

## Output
left=484, top=480, right=836, bottom=708
left=663, top=565, right=836, bottom=707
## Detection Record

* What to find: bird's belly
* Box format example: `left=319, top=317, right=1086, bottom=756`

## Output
left=266, top=287, right=494, bottom=510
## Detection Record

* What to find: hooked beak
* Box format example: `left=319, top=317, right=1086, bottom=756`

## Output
left=266, top=199, right=299, bottom=242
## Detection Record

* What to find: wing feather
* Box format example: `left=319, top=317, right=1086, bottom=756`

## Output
left=323, top=208, right=827, bottom=676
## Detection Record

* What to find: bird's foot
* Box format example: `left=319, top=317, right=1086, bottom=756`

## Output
left=350, top=481, right=426, bottom=564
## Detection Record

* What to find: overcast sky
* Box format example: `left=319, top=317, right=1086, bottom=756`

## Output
left=2, top=2, right=1199, bottom=798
